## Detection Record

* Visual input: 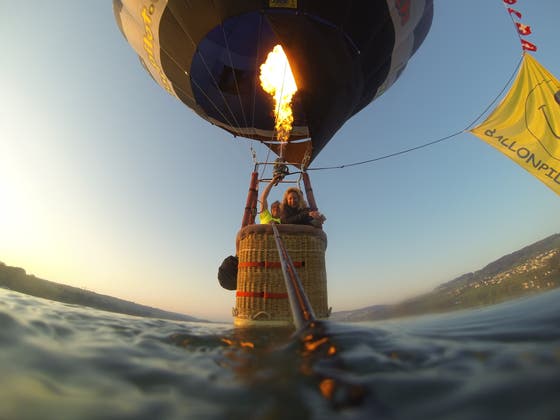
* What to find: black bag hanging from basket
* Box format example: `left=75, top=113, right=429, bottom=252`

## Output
left=218, top=255, right=238, bottom=290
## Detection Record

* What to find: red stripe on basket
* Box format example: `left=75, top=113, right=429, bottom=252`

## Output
left=236, top=291, right=263, bottom=298
left=238, top=261, right=304, bottom=268
left=236, top=291, right=288, bottom=299
left=263, top=292, right=288, bottom=299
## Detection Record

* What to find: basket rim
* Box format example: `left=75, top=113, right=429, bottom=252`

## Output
left=236, top=223, right=327, bottom=244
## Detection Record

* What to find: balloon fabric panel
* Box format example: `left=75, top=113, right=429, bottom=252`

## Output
left=114, top=0, right=433, bottom=166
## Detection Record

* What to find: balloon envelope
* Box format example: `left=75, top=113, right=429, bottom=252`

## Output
left=114, top=0, right=433, bottom=166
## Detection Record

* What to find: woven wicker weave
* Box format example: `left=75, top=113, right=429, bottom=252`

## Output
left=233, top=224, right=328, bottom=327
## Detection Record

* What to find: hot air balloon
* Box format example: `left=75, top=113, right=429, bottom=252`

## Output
left=114, top=0, right=433, bottom=166
left=113, top=0, right=433, bottom=327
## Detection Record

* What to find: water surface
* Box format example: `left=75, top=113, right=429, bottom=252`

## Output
left=1, top=287, right=559, bottom=419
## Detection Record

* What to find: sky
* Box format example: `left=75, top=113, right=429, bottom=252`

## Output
left=1, top=1, right=559, bottom=322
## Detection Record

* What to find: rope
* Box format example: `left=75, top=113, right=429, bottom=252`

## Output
left=164, top=3, right=242, bottom=131
left=250, top=14, right=265, bottom=139
left=307, top=131, right=462, bottom=171
left=307, top=54, right=524, bottom=172
left=219, top=15, right=249, bottom=130
left=464, top=54, right=524, bottom=131
left=501, top=1, right=526, bottom=51
left=257, top=144, right=274, bottom=179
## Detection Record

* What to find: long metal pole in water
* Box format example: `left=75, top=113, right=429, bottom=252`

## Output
left=271, top=224, right=316, bottom=329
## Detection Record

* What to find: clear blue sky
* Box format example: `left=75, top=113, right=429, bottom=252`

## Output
left=1, top=1, right=559, bottom=321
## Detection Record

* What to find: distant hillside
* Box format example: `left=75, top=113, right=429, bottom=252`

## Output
left=332, top=233, right=560, bottom=322
left=0, top=262, right=205, bottom=322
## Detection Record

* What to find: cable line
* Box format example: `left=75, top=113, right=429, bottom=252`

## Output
left=307, top=55, right=524, bottom=172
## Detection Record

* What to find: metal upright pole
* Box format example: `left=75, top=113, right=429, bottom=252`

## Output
left=302, top=172, right=318, bottom=211
left=241, top=171, right=259, bottom=227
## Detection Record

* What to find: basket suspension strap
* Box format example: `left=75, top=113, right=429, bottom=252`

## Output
left=241, top=171, right=259, bottom=228
left=302, top=172, right=318, bottom=211
left=271, top=224, right=316, bottom=330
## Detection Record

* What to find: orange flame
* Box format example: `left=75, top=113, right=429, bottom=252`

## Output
left=259, top=45, right=298, bottom=142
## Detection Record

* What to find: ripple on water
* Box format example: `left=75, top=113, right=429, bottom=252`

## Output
left=1, top=288, right=559, bottom=419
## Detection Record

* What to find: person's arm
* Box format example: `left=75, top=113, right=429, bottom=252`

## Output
left=309, top=210, right=326, bottom=223
left=308, top=210, right=326, bottom=227
left=259, top=175, right=280, bottom=214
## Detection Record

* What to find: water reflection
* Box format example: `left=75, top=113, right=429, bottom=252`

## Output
left=189, top=321, right=386, bottom=417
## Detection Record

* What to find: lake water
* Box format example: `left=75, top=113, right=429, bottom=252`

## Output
left=1, top=287, right=559, bottom=420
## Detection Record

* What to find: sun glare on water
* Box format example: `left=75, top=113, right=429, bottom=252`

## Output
left=259, top=45, right=298, bottom=142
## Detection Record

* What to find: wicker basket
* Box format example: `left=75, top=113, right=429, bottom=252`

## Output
left=233, top=224, right=328, bottom=327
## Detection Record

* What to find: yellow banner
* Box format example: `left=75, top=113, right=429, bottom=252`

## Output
left=470, top=53, right=560, bottom=195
